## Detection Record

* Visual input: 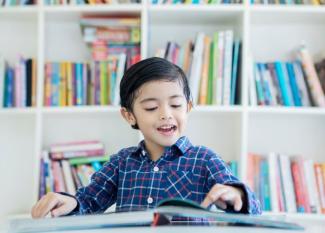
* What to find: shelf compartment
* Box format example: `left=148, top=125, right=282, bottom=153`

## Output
left=42, top=113, right=140, bottom=156
left=247, top=113, right=325, bottom=161
left=0, top=114, right=36, bottom=218
left=185, top=111, right=243, bottom=162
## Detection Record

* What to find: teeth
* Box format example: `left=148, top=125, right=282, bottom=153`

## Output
left=158, top=125, right=176, bottom=130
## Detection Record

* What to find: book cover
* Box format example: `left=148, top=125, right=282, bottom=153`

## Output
left=9, top=198, right=304, bottom=233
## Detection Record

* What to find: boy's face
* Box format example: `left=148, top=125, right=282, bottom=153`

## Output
left=122, top=80, right=191, bottom=152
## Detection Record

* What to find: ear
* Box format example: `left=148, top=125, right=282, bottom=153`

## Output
left=187, top=101, right=193, bottom=113
left=120, top=107, right=137, bottom=127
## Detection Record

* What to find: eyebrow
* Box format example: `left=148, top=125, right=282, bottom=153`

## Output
left=139, top=95, right=183, bottom=104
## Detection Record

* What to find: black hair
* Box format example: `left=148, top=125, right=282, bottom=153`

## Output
left=120, top=57, right=192, bottom=130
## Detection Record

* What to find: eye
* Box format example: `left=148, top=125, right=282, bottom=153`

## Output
left=144, top=107, right=157, bottom=111
left=171, top=105, right=182, bottom=108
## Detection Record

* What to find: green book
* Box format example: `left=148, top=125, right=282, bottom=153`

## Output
left=69, top=155, right=110, bottom=166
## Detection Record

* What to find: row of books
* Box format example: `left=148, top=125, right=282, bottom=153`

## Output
left=44, top=55, right=126, bottom=106
left=39, top=140, right=109, bottom=198
left=247, top=153, right=325, bottom=214
left=249, top=46, right=325, bottom=107
left=251, top=0, right=325, bottom=4
left=44, top=0, right=140, bottom=4
left=151, top=0, right=242, bottom=3
left=156, top=31, right=241, bottom=106
left=0, top=55, right=37, bottom=108
left=80, top=15, right=141, bottom=67
left=0, top=0, right=35, bottom=5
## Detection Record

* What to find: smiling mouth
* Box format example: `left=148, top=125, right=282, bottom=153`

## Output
left=157, top=125, right=177, bottom=133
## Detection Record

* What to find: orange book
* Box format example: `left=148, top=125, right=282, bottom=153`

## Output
left=199, top=36, right=211, bottom=105
left=314, top=164, right=325, bottom=213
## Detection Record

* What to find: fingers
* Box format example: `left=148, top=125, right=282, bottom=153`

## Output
left=233, top=194, right=243, bottom=211
left=201, top=184, right=228, bottom=208
left=32, top=193, right=57, bottom=218
left=201, top=184, right=243, bottom=212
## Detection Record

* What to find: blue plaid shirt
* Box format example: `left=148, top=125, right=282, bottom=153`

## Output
left=73, top=136, right=261, bottom=215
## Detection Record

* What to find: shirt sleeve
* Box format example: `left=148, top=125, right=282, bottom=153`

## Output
left=206, top=154, right=261, bottom=215
left=71, top=154, right=120, bottom=215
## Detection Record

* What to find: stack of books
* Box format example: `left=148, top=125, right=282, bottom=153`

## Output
left=249, top=46, right=325, bottom=107
left=0, top=55, right=37, bottom=108
left=38, top=140, right=109, bottom=199
left=247, top=153, right=325, bottom=214
left=80, top=15, right=141, bottom=69
left=156, top=31, right=241, bottom=106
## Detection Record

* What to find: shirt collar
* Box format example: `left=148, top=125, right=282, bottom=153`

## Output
left=133, top=136, right=193, bottom=157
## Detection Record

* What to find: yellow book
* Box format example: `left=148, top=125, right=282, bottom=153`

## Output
left=131, top=28, right=141, bottom=44
left=60, top=62, right=67, bottom=106
left=311, top=0, right=320, bottom=4
left=66, top=62, right=73, bottom=106
left=44, top=63, right=51, bottom=106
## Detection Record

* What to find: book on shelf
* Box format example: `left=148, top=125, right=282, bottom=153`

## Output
left=44, top=0, right=141, bottom=5
left=44, top=56, right=126, bottom=106
left=80, top=15, right=141, bottom=68
left=0, top=55, right=37, bottom=108
left=247, top=153, right=325, bottom=214
left=9, top=198, right=304, bottom=233
left=38, top=140, right=109, bottom=198
left=150, top=0, right=243, bottom=4
left=250, top=0, right=325, bottom=5
left=249, top=46, right=325, bottom=107
left=0, top=0, right=36, bottom=6
left=155, top=30, right=242, bottom=106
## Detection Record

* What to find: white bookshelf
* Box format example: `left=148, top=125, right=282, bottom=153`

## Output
left=0, top=1, right=324, bottom=221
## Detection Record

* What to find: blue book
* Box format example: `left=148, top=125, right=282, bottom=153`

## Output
left=254, top=63, right=265, bottom=105
left=261, top=159, right=271, bottom=211
left=257, top=63, right=273, bottom=106
left=230, top=41, right=240, bottom=105
left=286, top=62, right=302, bottom=107
left=51, top=63, right=60, bottom=106
left=76, top=63, right=83, bottom=106
left=91, top=161, right=102, bottom=172
left=274, top=61, right=292, bottom=106
left=4, top=68, right=14, bottom=107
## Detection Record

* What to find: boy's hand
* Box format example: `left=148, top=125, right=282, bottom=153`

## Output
left=31, top=192, right=77, bottom=219
left=201, top=184, right=244, bottom=212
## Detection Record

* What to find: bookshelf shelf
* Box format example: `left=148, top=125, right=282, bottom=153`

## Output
left=42, top=4, right=143, bottom=13
left=0, top=108, right=37, bottom=115
left=0, top=1, right=324, bottom=221
left=148, top=4, right=245, bottom=12
left=41, top=106, right=121, bottom=114
left=247, top=106, right=325, bottom=116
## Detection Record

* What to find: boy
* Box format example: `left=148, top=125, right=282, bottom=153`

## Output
left=31, top=57, right=261, bottom=218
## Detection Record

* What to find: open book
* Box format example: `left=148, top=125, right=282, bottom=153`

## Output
left=10, top=198, right=304, bottom=233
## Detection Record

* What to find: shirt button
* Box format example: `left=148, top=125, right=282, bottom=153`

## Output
left=153, top=166, right=159, bottom=172
left=147, top=197, right=153, bottom=204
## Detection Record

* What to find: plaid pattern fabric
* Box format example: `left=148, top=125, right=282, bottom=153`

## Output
left=74, top=136, right=261, bottom=215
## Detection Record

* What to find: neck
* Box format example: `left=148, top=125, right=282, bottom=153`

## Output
left=144, top=141, right=165, bottom=162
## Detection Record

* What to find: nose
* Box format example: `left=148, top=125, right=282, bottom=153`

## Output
left=159, top=106, right=172, bottom=120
